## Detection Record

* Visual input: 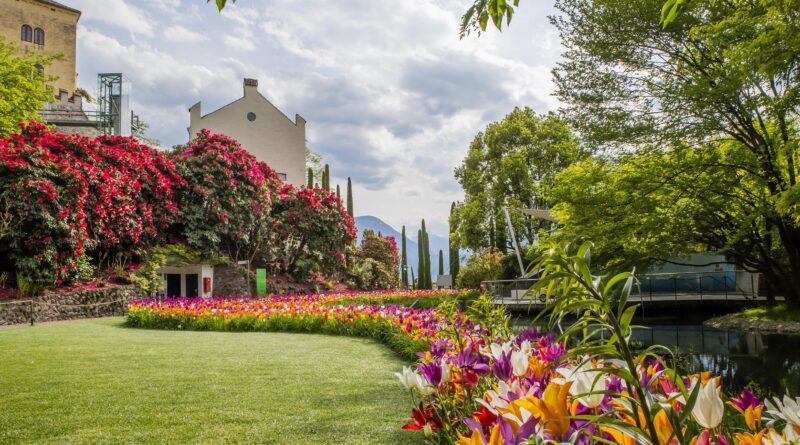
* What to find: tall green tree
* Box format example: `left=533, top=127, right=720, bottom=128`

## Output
left=438, top=249, right=444, bottom=277
left=322, top=164, right=330, bottom=191
left=0, top=38, right=56, bottom=137
left=454, top=108, right=583, bottom=252
left=543, top=0, right=800, bottom=304
left=336, top=184, right=341, bottom=199
left=449, top=202, right=461, bottom=282
left=346, top=177, right=354, bottom=216
left=307, top=168, right=313, bottom=188
left=401, top=225, right=408, bottom=288
left=417, top=228, right=424, bottom=289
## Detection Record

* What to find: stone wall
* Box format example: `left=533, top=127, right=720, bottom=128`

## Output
left=0, top=285, right=138, bottom=327
left=213, top=265, right=251, bottom=296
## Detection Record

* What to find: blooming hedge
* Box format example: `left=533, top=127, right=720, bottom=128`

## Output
left=171, top=129, right=276, bottom=262
left=269, top=184, right=356, bottom=277
left=0, top=124, right=88, bottom=284
left=0, top=125, right=358, bottom=288
left=126, top=289, right=478, bottom=360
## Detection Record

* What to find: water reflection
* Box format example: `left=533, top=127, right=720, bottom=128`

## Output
left=511, top=316, right=800, bottom=396
left=632, top=325, right=800, bottom=396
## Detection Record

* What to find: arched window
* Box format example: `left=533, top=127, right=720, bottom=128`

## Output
left=21, top=25, right=32, bottom=42
left=33, top=28, right=44, bottom=45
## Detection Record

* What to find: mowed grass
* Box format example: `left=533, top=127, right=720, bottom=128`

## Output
left=0, top=318, right=421, bottom=445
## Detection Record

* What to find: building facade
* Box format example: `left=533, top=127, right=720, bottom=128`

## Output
left=0, top=0, right=80, bottom=94
left=188, top=78, right=306, bottom=186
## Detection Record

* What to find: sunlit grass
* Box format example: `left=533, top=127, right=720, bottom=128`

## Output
left=738, top=304, right=800, bottom=322
left=0, top=318, right=420, bottom=445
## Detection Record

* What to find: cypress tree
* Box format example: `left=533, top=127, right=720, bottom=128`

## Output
left=424, top=226, right=431, bottom=288
left=420, top=219, right=432, bottom=289
left=438, top=249, right=444, bottom=277
left=401, top=226, right=408, bottom=288
left=336, top=184, right=341, bottom=199
left=346, top=177, right=354, bottom=216
left=417, top=229, right=424, bottom=289
left=449, top=202, right=460, bottom=283
left=323, top=164, right=330, bottom=191
left=307, top=167, right=313, bottom=188
left=410, top=267, right=416, bottom=290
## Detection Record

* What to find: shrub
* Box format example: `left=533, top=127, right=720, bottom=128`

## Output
left=0, top=123, right=89, bottom=285
left=269, top=184, right=356, bottom=276
left=354, top=229, right=399, bottom=290
left=455, top=248, right=503, bottom=289
left=172, top=130, right=275, bottom=262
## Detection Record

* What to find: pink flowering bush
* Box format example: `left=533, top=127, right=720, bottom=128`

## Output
left=0, top=124, right=88, bottom=284
left=171, top=130, right=277, bottom=263
left=269, top=183, right=356, bottom=277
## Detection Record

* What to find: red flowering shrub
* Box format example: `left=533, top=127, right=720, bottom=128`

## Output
left=270, top=184, right=356, bottom=276
left=12, top=123, right=183, bottom=266
left=172, top=130, right=274, bottom=262
left=0, top=124, right=89, bottom=284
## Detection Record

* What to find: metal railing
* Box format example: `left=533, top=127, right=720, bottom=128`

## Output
left=484, top=270, right=762, bottom=308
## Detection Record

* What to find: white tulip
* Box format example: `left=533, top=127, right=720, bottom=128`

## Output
left=415, top=373, right=434, bottom=396
left=691, top=380, right=724, bottom=429
left=511, top=349, right=530, bottom=376
left=555, top=361, right=606, bottom=409
left=766, top=395, right=800, bottom=428
left=489, top=341, right=513, bottom=360
left=395, top=366, right=418, bottom=390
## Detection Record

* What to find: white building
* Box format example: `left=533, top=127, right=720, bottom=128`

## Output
left=188, top=78, right=306, bottom=186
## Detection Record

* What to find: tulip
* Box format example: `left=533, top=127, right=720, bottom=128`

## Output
left=691, top=379, right=724, bottom=429
left=510, top=349, right=530, bottom=377
left=395, top=366, right=418, bottom=390
left=765, top=395, right=800, bottom=429
left=554, top=360, right=606, bottom=409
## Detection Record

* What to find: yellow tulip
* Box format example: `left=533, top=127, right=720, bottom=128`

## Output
left=734, top=429, right=767, bottom=445
left=526, top=381, right=572, bottom=439
left=457, top=428, right=485, bottom=445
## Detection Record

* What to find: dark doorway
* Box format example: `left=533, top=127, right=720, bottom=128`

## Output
left=166, top=274, right=181, bottom=297
left=185, top=274, right=199, bottom=298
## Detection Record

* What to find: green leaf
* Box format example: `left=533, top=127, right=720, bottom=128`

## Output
left=479, top=11, right=489, bottom=31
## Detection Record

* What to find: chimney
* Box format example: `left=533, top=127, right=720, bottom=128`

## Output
left=243, top=78, right=258, bottom=97
left=189, top=102, right=202, bottom=126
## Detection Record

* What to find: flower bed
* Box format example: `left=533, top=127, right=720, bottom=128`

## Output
left=127, top=286, right=799, bottom=444
left=398, top=327, right=800, bottom=444
left=126, top=289, right=478, bottom=360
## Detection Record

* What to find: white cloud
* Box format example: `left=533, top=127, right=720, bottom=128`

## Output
left=69, top=0, right=154, bottom=36
left=163, top=25, right=208, bottom=43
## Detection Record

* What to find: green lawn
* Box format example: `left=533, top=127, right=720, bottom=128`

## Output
left=0, top=318, right=421, bottom=444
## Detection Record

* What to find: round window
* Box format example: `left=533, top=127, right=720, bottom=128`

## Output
left=247, top=112, right=256, bottom=122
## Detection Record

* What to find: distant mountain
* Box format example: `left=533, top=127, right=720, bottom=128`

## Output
left=355, top=215, right=453, bottom=280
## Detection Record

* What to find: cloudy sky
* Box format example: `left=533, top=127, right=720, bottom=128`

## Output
left=68, top=0, right=562, bottom=237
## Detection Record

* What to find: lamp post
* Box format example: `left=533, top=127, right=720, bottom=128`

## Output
left=237, top=260, right=251, bottom=296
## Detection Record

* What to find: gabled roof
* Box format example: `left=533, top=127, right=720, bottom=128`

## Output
left=198, top=92, right=303, bottom=127
left=36, top=0, right=81, bottom=15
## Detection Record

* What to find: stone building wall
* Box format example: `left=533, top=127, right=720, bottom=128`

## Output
left=0, top=285, right=137, bottom=326
left=39, top=89, right=100, bottom=137
left=0, top=0, right=80, bottom=94
left=213, top=265, right=251, bottom=296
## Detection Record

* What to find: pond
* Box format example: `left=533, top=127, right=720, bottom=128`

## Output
left=510, top=313, right=800, bottom=397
